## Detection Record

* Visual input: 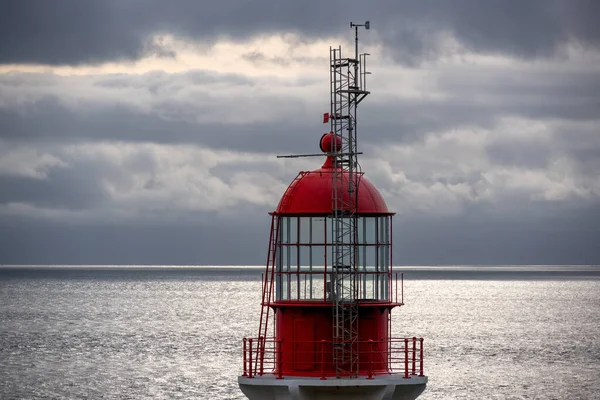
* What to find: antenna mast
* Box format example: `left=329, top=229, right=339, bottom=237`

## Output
left=330, top=20, right=371, bottom=378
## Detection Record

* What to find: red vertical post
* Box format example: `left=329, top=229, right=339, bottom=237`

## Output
left=320, top=340, right=326, bottom=380
left=419, top=338, right=424, bottom=377
left=323, top=220, right=327, bottom=301
left=388, top=316, right=392, bottom=370
left=277, top=339, right=284, bottom=379
left=375, top=217, right=379, bottom=299
left=390, top=216, right=393, bottom=302
left=296, top=216, right=300, bottom=300
left=411, top=337, right=416, bottom=375
left=395, top=273, right=398, bottom=303
left=248, top=338, right=253, bottom=378
left=403, top=338, right=410, bottom=379
left=259, top=336, right=265, bottom=376
left=242, top=338, right=247, bottom=377
left=367, top=339, right=374, bottom=379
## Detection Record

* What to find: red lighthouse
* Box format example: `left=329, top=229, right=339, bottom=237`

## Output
left=239, top=22, right=427, bottom=400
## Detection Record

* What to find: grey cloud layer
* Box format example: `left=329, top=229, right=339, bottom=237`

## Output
left=1, top=62, right=599, bottom=218
left=2, top=0, right=600, bottom=65
left=2, top=64, right=599, bottom=148
left=1, top=1, right=600, bottom=265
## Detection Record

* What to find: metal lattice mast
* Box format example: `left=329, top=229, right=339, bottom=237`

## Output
left=330, top=21, right=371, bottom=378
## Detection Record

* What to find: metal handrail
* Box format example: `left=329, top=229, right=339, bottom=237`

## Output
left=241, top=336, right=424, bottom=379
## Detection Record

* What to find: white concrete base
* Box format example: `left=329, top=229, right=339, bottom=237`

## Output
left=238, top=374, right=427, bottom=400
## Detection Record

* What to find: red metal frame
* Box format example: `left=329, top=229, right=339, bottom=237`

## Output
left=242, top=336, right=425, bottom=379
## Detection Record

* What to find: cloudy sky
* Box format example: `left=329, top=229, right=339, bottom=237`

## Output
left=1, top=0, right=599, bottom=265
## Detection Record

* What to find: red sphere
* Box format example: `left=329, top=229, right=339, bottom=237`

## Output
left=319, top=132, right=342, bottom=153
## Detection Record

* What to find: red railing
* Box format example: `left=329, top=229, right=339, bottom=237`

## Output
left=241, top=336, right=424, bottom=379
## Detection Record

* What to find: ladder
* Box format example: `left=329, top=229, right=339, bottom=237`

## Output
left=256, top=213, right=281, bottom=372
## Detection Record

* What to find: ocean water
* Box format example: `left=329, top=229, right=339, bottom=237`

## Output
left=1, top=265, right=599, bottom=400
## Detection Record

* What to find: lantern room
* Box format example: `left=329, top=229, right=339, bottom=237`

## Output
left=273, top=132, right=393, bottom=305
left=259, top=132, right=401, bottom=378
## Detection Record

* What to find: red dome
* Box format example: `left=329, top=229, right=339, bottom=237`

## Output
left=275, top=156, right=391, bottom=215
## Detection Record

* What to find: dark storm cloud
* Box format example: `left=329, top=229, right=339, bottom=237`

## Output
left=2, top=0, right=600, bottom=65
left=0, top=97, right=319, bottom=154
left=0, top=147, right=133, bottom=211
left=0, top=170, right=108, bottom=210
left=0, top=1, right=146, bottom=65
left=436, top=69, right=600, bottom=121
left=0, top=97, right=196, bottom=143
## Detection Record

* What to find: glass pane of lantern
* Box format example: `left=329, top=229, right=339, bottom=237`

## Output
left=356, top=217, right=365, bottom=244
left=289, top=272, right=298, bottom=300
left=379, top=269, right=389, bottom=300
left=288, top=217, right=298, bottom=244
left=311, top=245, right=325, bottom=269
left=299, top=246, right=311, bottom=270
left=299, top=217, right=311, bottom=244
left=363, top=273, right=375, bottom=300
left=326, top=244, right=333, bottom=270
left=365, top=246, right=376, bottom=269
left=311, top=217, right=326, bottom=245
left=278, top=244, right=293, bottom=273
left=356, top=245, right=365, bottom=270
left=364, top=217, right=377, bottom=243
left=279, top=217, right=288, bottom=244
left=379, top=216, right=390, bottom=244
left=289, top=245, right=297, bottom=269
left=326, top=216, right=334, bottom=244
left=275, top=271, right=282, bottom=299
left=312, top=273, right=325, bottom=300
left=278, top=273, right=288, bottom=300
left=275, top=242, right=282, bottom=271
left=379, top=244, right=389, bottom=272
